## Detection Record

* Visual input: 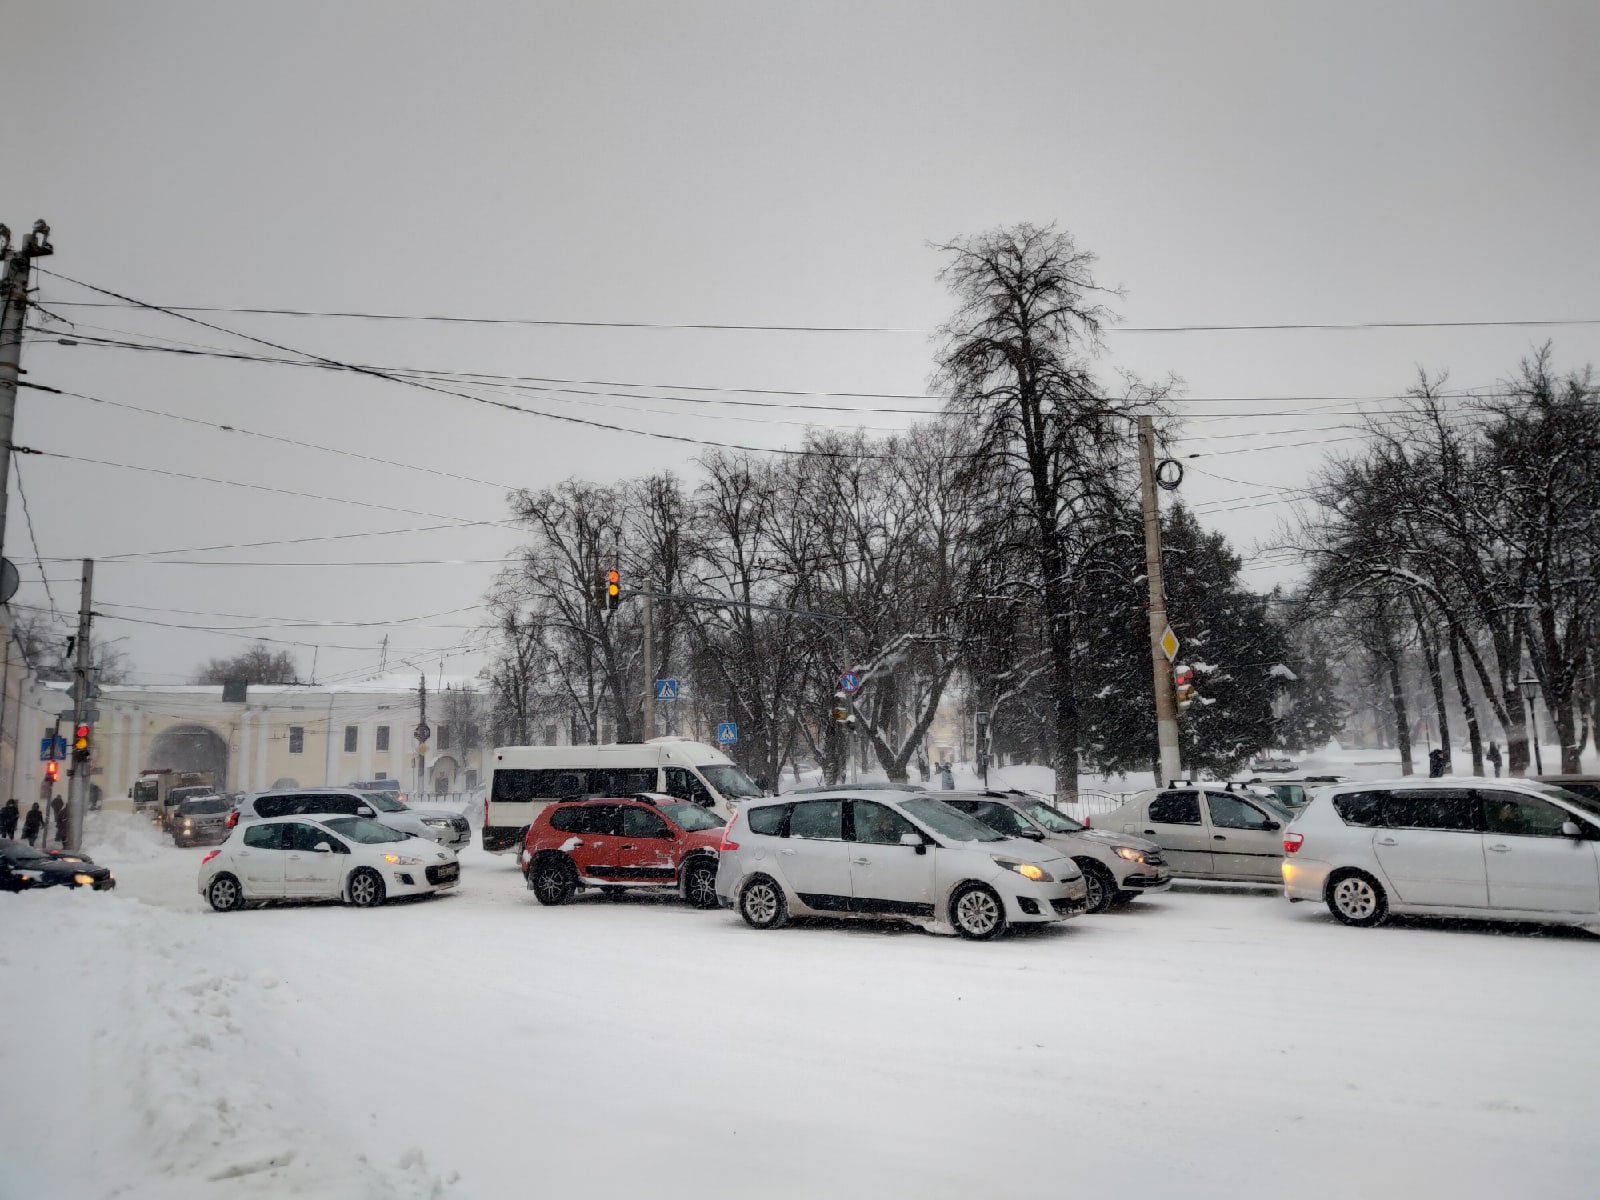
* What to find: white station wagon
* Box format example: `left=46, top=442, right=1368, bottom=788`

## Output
left=715, top=790, right=1088, bottom=940
left=1283, top=777, right=1600, bottom=928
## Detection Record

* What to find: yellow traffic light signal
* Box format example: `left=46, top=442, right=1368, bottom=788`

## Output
left=606, top=568, right=621, bottom=610
left=73, top=722, right=91, bottom=762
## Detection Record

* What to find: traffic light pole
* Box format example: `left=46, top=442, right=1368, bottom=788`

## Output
left=66, top=558, right=94, bottom=852
left=640, top=592, right=656, bottom=741
left=1138, top=416, right=1183, bottom=787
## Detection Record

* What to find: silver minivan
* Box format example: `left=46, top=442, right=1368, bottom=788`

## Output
left=714, top=789, right=1088, bottom=940
left=1284, top=777, right=1600, bottom=928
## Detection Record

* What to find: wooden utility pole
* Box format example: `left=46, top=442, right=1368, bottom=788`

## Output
left=0, top=220, right=53, bottom=568
left=66, top=559, right=94, bottom=851
left=1138, top=416, right=1183, bottom=786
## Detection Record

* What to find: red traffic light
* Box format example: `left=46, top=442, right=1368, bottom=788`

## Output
left=73, top=723, right=90, bottom=751
left=45, top=761, right=59, bottom=782
left=606, top=568, right=620, bottom=598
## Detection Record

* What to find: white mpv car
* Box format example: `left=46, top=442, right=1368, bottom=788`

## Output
left=1283, top=777, right=1600, bottom=928
left=714, top=790, right=1088, bottom=940
left=198, top=815, right=461, bottom=911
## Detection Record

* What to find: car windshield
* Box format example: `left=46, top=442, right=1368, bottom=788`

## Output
left=1242, top=791, right=1294, bottom=820
left=3, top=844, right=53, bottom=866
left=179, top=798, right=231, bottom=815
left=1018, top=800, right=1085, bottom=833
left=700, top=764, right=764, bottom=799
left=322, top=817, right=407, bottom=844
left=361, top=792, right=408, bottom=813
left=660, top=802, right=724, bottom=831
left=902, top=798, right=1007, bottom=842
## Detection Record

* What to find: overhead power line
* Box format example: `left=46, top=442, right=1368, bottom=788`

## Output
left=36, top=291, right=1600, bottom=334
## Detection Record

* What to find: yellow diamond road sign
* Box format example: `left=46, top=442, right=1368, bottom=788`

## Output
left=1160, top=626, right=1179, bottom=662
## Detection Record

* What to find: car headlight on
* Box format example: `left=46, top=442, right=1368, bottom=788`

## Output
left=73, top=873, right=95, bottom=886
left=16, top=871, right=42, bottom=884
left=420, top=819, right=452, bottom=829
left=382, top=853, right=423, bottom=866
left=1114, top=846, right=1147, bottom=863
left=992, top=857, right=1053, bottom=883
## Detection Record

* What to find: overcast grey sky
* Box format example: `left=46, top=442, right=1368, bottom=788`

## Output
left=4, top=1, right=1597, bottom=686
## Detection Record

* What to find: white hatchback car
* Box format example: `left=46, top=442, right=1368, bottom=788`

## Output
left=714, top=790, right=1088, bottom=939
left=198, top=814, right=461, bottom=911
left=1283, top=777, right=1600, bottom=928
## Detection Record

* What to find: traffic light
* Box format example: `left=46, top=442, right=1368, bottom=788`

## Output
left=1173, top=665, right=1196, bottom=709
left=45, top=760, right=59, bottom=784
left=73, top=722, right=91, bottom=763
left=605, top=568, right=621, bottom=611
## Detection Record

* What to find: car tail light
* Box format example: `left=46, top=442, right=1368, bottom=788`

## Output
left=226, top=809, right=239, bottom=828
left=1081, top=816, right=1090, bottom=828
left=1283, top=832, right=1304, bottom=855
left=484, top=797, right=490, bottom=827
left=718, top=816, right=740, bottom=853
left=201, top=849, right=221, bottom=866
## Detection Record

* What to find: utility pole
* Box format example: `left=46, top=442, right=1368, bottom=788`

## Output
left=1138, top=416, right=1183, bottom=787
left=66, top=559, right=93, bottom=852
left=415, top=674, right=429, bottom=796
left=641, top=593, right=655, bottom=741
left=0, top=220, right=54, bottom=566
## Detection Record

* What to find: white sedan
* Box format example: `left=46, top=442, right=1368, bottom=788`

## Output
left=198, top=814, right=460, bottom=911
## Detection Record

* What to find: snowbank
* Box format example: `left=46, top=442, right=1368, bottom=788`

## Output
left=0, top=892, right=463, bottom=1199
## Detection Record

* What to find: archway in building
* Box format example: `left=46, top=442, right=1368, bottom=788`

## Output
left=431, top=755, right=459, bottom=794
left=147, top=723, right=230, bottom=788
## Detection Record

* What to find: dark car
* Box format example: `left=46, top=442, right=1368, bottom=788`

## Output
left=0, top=839, right=115, bottom=891
left=1535, top=775, right=1600, bottom=805
left=172, top=795, right=232, bottom=847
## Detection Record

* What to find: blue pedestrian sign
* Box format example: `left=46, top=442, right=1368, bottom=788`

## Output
left=716, top=722, right=738, bottom=745
left=839, top=671, right=862, bottom=695
left=654, top=678, right=679, bottom=701
left=38, top=735, right=66, bottom=762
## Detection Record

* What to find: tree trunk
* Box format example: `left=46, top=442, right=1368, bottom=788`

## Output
left=1447, top=623, right=1484, bottom=776
left=1041, top=540, right=1080, bottom=801
left=1386, top=653, right=1413, bottom=776
left=1410, top=600, right=1452, bottom=772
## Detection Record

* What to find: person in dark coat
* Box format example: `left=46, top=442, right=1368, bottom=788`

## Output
left=1427, top=749, right=1446, bottom=778
left=0, top=798, right=18, bottom=840
left=1486, top=741, right=1502, bottom=778
left=22, top=802, right=45, bottom=846
left=49, top=796, right=67, bottom=844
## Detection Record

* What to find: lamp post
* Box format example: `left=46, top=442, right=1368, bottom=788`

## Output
left=1518, top=674, right=1543, bottom=776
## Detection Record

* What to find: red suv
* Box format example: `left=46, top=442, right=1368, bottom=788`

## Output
left=522, top=794, right=725, bottom=908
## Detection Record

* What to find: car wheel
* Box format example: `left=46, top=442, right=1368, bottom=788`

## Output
left=738, top=875, right=788, bottom=930
left=683, top=860, right=720, bottom=909
left=1077, top=860, right=1118, bottom=915
left=531, top=858, right=577, bottom=906
left=348, top=867, right=387, bottom=908
left=1326, top=869, right=1387, bottom=927
left=950, top=882, right=1006, bottom=940
left=207, top=873, right=245, bottom=913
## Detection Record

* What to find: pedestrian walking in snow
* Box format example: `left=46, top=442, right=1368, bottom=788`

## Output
left=1486, top=741, right=1502, bottom=778
left=939, top=762, right=955, bottom=790
left=22, top=802, right=44, bottom=846
left=0, top=798, right=18, bottom=840
left=50, top=796, right=67, bottom=845
left=1427, top=749, right=1446, bottom=778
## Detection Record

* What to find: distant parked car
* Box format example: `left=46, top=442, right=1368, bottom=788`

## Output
left=1534, top=775, right=1600, bottom=806
left=158, top=785, right=219, bottom=832
left=942, top=791, right=1170, bottom=913
left=198, top=815, right=460, bottom=911
left=1091, top=783, right=1294, bottom=883
left=715, top=789, right=1087, bottom=940
left=522, top=793, right=725, bottom=908
left=172, top=794, right=232, bottom=847
left=231, top=788, right=470, bottom=849
left=1283, top=778, right=1600, bottom=928
left=1249, top=755, right=1294, bottom=774
left=0, top=839, right=115, bottom=892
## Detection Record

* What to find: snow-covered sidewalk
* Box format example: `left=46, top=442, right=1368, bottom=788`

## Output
left=2, top=817, right=1597, bottom=1199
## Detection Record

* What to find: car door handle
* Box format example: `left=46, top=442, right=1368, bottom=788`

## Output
left=621, top=844, right=637, bottom=850
left=1213, top=835, right=1226, bottom=841
left=851, top=857, right=871, bottom=866
left=1488, top=843, right=1511, bottom=853
left=1143, top=829, right=1156, bottom=835
left=1376, top=837, right=1398, bottom=846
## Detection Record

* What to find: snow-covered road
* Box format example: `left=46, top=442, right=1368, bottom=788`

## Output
left=2, top=816, right=1597, bottom=1199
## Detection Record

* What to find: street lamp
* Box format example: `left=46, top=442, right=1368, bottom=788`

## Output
left=1518, top=674, right=1543, bottom=776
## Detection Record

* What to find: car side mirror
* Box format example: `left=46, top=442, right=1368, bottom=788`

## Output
left=357, top=806, right=374, bottom=818
left=1264, top=820, right=1281, bottom=832
left=1561, top=820, right=1583, bottom=839
left=1019, top=829, right=1045, bottom=841
left=314, top=842, right=332, bottom=853
left=899, top=832, right=927, bottom=855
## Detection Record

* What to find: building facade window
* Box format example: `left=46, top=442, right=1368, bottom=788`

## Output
left=375, top=771, right=387, bottom=781
left=344, top=725, right=358, bottom=753
left=437, top=724, right=451, bottom=751
left=288, top=726, right=304, bottom=754
left=376, top=725, right=390, bottom=752
left=464, top=769, right=478, bottom=790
